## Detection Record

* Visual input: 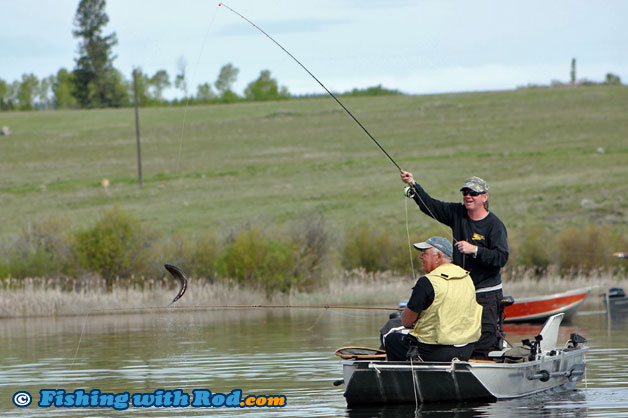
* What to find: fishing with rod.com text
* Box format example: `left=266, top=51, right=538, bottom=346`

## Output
left=12, top=388, right=286, bottom=410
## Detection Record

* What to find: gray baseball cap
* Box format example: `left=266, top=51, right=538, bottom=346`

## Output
left=413, top=236, right=453, bottom=258
left=460, top=176, right=489, bottom=193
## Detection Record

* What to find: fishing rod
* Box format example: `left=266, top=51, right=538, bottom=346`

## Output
left=217, top=2, right=454, bottom=249
left=161, top=304, right=397, bottom=311
left=80, top=304, right=398, bottom=315
left=218, top=2, right=403, bottom=173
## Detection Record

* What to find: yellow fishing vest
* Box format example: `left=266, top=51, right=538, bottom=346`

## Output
left=409, top=263, right=483, bottom=345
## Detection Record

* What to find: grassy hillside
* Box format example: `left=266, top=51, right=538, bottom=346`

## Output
left=1, top=85, right=627, bottom=246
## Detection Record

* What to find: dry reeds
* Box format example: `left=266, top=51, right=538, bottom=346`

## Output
left=0, top=276, right=285, bottom=318
left=5, top=267, right=623, bottom=318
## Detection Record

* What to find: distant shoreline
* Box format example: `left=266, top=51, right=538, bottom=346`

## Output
left=1, top=270, right=623, bottom=319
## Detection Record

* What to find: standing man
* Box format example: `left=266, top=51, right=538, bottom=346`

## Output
left=383, top=237, right=482, bottom=362
left=400, top=171, right=509, bottom=359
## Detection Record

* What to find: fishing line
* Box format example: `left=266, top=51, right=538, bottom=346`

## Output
left=410, top=356, right=421, bottom=415
left=176, top=4, right=221, bottom=174
left=65, top=265, right=189, bottom=385
left=306, top=308, right=326, bottom=331
left=218, top=2, right=402, bottom=172
left=64, top=303, right=396, bottom=377
left=65, top=311, right=90, bottom=389
left=218, top=2, right=456, bottom=258
left=405, top=195, right=418, bottom=281
left=65, top=304, right=398, bottom=316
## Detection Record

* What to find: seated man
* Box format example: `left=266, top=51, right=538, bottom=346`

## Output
left=384, top=236, right=483, bottom=362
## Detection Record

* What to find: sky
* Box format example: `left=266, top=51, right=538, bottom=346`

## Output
left=2, top=0, right=627, bottom=99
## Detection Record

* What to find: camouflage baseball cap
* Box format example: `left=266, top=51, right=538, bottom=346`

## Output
left=413, top=236, right=453, bottom=259
left=460, top=176, right=489, bottom=193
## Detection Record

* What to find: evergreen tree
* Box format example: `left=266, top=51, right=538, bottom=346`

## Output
left=72, top=0, right=126, bottom=107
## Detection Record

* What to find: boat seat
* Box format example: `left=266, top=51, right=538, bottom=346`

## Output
left=489, top=313, right=565, bottom=361
left=538, top=313, right=564, bottom=352
left=488, top=346, right=530, bottom=363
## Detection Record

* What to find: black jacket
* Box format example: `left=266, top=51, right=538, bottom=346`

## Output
left=411, top=182, right=509, bottom=290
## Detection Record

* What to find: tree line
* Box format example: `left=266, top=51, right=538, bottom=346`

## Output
left=0, top=0, right=400, bottom=112
left=0, top=59, right=292, bottom=111
left=0, top=63, right=403, bottom=111
left=0, top=0, right=289, bottom=111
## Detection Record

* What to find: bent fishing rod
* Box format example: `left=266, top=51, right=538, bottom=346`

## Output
left=216, top=3, right=460, bottom=253
left=216, top=3, right=457, bottom=242
left=218, top=2, right=403, bottom=173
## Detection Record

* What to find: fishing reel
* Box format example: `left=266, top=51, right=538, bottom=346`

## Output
left=404, top=186, right=416, bottom=198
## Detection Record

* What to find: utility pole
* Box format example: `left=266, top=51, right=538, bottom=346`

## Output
left=133, top=68, right=143, bottom=188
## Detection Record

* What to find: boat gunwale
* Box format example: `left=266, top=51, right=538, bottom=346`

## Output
left=342, top=345, right=588, bottom=371
left=512, top=287, right=591, bottom=303
left=504, top=298, right=588, bottom=322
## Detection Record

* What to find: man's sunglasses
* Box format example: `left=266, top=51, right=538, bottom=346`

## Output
left=462, top=190, right=485, bottom=197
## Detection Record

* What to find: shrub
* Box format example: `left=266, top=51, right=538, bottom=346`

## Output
left=289, top=214, right=332, bottom=290
left=341, top=84, right=402, bottom=97
left=604, top=73, right=622, bottom=85
left=512, top=224, right=553, bottom=273
left=74, top=207, right=159, bottom=289
left=1, top=217, right=76, bottom=279
left=155, top=231, right=197, bottom=279
left=216, top=225, right=299, bottom=295
left=342, top=221, right=408, bottom=272
left=192, top=230, right=219, bottom=281
left=8, top=248, right=57, bottom=278
left=557, top=224, right=612, bottom=273
left=153, top=229, right=218, bottom=281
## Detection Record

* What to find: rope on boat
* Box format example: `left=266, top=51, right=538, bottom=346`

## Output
left=410, top=356, right=421, bottom=413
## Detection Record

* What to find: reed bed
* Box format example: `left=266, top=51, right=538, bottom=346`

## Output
left=1, top=269, right=625, bottom=318
left=0, top=276, right=285, bottom=318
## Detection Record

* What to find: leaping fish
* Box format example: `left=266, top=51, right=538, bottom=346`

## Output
left=164, top=264, right=188, bottom=307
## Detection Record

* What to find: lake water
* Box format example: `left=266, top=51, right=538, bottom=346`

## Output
left=1, top=305, right=628, bottom=417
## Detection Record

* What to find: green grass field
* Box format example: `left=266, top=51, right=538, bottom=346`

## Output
left=1, top=85, right=627, bottom=245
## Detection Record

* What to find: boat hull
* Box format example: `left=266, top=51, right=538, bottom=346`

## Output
left=603, top=289, right=628, bottom=322
left=503, top=287, right=591, bottom=323
left=342, top=347, right=587, bottom=405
